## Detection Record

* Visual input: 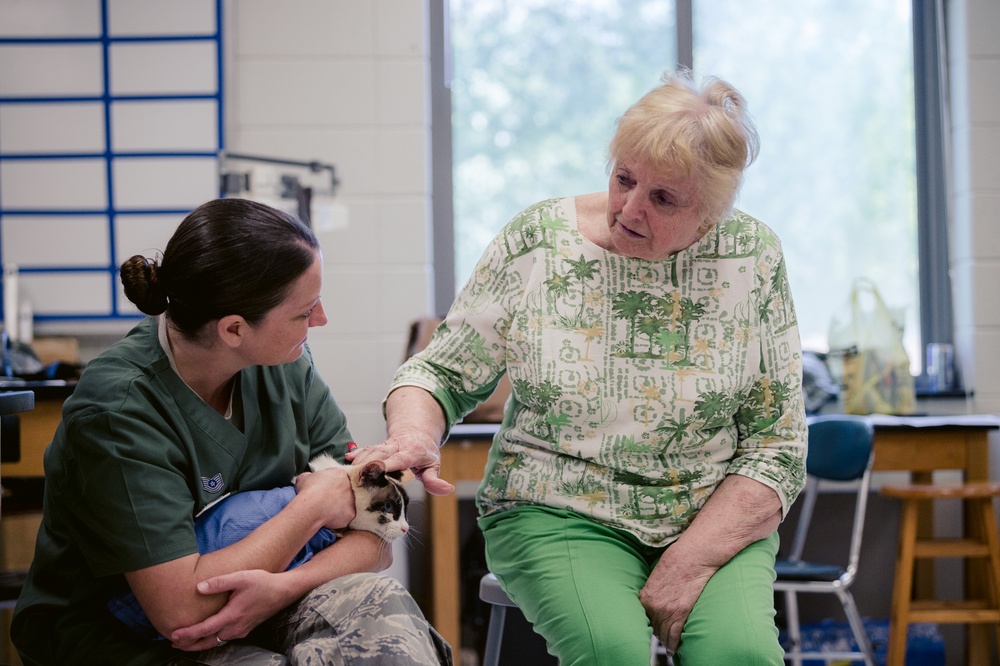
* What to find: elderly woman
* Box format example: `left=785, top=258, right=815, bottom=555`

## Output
left=13, top=199, right=451, bottom=666
left=353, top=72, right=807, bottom=665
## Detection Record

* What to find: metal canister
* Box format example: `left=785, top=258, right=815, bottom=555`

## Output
left=926, top=343, right=954, bottom=392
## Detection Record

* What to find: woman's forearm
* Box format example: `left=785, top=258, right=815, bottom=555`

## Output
left=131, top=471, right=356, bottom=634
left=280, top=530, right=390, bottom=594
left=166, top=531, right=390, bottom=649
left=669, top=474, right=781, bottom=568
left=384, top=386, right=447, bottom=443
left=640, top=475, right=783, bottom=651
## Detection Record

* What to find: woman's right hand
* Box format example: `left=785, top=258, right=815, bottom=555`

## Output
left=294, top=465, right=356, bottom=530
left=349, top=429, right=454, bottom=496
left=348, top=386, right=455, bottom=496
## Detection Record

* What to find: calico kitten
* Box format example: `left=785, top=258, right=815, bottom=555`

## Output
left=306, top=454, right=410, bottom=541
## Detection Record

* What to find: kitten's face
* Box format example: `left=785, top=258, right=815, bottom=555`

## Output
left=354, top=462, right=410, bottom=541
left=305, top=454, right=411, bottom=541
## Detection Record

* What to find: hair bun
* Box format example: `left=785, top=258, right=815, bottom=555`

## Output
left=120, top=255, right=169, bottom=315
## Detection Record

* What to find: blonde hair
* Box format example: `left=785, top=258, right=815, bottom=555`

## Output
left=608, top=71, right=760, bottom=231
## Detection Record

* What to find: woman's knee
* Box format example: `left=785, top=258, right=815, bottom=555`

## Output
left=283, top=573, right=452, bottom=666
left=536, top=604, right=652, bottom=666
left=560, top=628, right=653, bottom=666
left=308, top=573, right=424, bottom=624
left=676, top=534, right=782, bottom=665
left=676, top=632, right=783, bottom=666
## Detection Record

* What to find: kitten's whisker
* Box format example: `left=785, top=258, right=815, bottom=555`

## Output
left=402, top=530, right=424, bottom=549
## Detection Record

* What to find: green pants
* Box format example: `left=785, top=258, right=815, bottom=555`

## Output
left=480, top=506, right=783, bottom=666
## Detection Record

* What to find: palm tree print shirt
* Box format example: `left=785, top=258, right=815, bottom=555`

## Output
left=391, top=197, right=808, bottom=546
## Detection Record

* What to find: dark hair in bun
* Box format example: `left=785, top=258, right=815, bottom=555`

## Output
left=119, top=198, right=319, bottom=338
left=120, top=255, right=169, bottom=316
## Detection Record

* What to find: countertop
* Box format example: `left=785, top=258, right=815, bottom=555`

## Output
left=0, top=379, right=77, bottom=400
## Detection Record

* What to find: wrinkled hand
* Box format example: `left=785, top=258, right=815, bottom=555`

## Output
left=170, top=569, right=296, bottom=651
left=347, top=431, right=454, bottom=496
left=294, top=464, right=356, bottom=530
left=639, top=553, right=716, bottom=656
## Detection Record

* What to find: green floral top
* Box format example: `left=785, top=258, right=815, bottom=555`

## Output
left=392, top=197, right=807, bottom=546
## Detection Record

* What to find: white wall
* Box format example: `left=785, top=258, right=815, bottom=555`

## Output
left=224, top=0, right=434, bottom=585
left=226, top=0, right=433, bottom=449
left=0, top=0, right=221, bottom=329
left=949, top=0, right=1000, bottom=416
left=946, top=0, right=1000, bottom=492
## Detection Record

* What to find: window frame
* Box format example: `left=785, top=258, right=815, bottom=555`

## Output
left=429, top=0, right=952, bottom=376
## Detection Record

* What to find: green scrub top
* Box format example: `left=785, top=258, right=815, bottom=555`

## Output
left=11, top=316, right=353, bottom=665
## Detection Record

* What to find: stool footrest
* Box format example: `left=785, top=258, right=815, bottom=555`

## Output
left=881, top=482, right=1000, bottom=500
left=907, top=599, right=1000, bottom=624
left=913, top=538, right=991, bottom=558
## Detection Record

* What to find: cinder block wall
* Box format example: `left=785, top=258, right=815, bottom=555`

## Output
left=227, top=0, right=434, bottom=586
left=228, top=0, right=433, bottom=451
left=947, top=0, right=1000, bottom=489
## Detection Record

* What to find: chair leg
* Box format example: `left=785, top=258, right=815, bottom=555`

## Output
left=887, top=499, right=919, bottom=666
left=650, top=636, right=674, bottom=666
left=836, top=588, right=876, bottom=666
left=482, top=605, right=507, bottom=666
left=783, top=589, right=803, bottom=666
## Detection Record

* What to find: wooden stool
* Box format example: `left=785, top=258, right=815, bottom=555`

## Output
left=880, top=481, right=1000, bottom=666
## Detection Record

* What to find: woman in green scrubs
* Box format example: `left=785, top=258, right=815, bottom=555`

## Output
left=12, top=198, right=452, bottom=666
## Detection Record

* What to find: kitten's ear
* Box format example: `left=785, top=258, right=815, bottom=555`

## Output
left=359, top=461, right=389, bottom=487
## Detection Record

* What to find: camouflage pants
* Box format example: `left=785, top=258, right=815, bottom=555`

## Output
left=169, top=572, right=452, bottom=666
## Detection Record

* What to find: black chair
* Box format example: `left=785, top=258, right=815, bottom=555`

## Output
left=774, top=414, right=877, bottom=666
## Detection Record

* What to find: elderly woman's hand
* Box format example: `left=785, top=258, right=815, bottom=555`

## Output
left=642, top=474, right=785, bottom=654
left=348, top=429, right=455, bottom=496
left=348, top=386, right=455, bottom=496
left=639, top=548, right=717, bottom=655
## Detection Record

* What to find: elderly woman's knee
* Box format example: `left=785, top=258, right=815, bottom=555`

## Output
left=549, top=625, right=652, bottom=666
left=677, top=635, right=784, bottom=666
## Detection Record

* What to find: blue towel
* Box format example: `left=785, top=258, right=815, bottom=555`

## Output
left=107, top=486, right=337, bottom=639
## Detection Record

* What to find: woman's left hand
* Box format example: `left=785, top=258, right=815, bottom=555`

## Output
left=169, top=569, right=296, bottom=651
left=640, top=475, right=784, bottom=654
left=639, top=552, right=716, bottom=655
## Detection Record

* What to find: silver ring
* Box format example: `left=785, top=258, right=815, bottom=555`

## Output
left=216, top=636, right=228, bottom=647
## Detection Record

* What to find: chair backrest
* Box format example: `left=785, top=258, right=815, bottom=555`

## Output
left=804, top=414, right=874, bottom=481
left=785, top=414, right=875, bottom=570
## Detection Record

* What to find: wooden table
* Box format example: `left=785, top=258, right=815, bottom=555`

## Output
left=0, top=380, right=75, bottom=479
left=0, top=390, right=35, bottom=518
left=426, top=416, right=1000, bottom=659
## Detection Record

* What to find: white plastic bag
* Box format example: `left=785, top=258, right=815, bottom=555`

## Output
left=827, top=278, right=915, bottom=415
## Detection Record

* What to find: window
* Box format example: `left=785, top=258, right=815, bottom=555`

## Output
left=431, top=0, right=950, bottom=375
